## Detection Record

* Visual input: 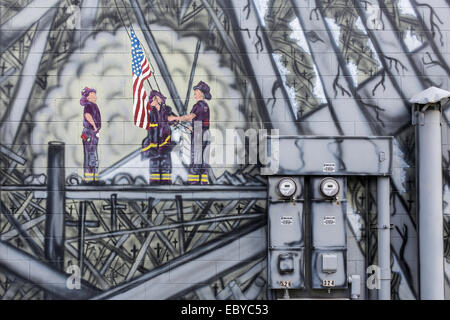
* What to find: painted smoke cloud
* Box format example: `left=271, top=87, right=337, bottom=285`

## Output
left=31, top=26, right=244, bottom=178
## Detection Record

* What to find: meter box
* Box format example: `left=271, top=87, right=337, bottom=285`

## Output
left=269, top=249, right=305, bottom=289
left=268, top=177, right=305, bottom=290
left=262, top=136, right=393, bottom=298
left=310, top=177, right=346, bottom=248
left=310, top=176, right=347, bottom=290
left=268, top=176, right=304, bottom=248
left=311, top=250, right=347, bottom=289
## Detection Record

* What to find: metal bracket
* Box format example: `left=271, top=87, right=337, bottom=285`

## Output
left=412, top=110, right=425, bottom=126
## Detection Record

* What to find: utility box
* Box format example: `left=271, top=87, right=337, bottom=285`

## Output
left=267, top=176, right=305, bottom=289
left=262, top=136, right=393, bottom=299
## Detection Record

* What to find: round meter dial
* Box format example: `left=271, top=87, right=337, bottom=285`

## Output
left=277, top=178, right=297, bottom=198
left=320, top=178, right=340, bottom=198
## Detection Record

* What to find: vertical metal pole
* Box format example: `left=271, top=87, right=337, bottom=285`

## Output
left=377, top=176, right=391, bottom=300
left=78, top=201, right=87, bottom=275
left=111, top=194, right=117, bottom=231
left=175, top=195, right=185, bottom=254
left=183, top=40, right=201, bottom=113
left=416, top=106, right=445, bottom=300
left=45, top=141, right=65, bottom=299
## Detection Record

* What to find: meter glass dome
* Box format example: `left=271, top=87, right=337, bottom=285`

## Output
left=278, top=178, right=297, bottom=197
left=320, top=178, right=339, bottom=198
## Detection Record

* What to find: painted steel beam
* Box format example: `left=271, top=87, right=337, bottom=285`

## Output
left=80, top=0, right=99, bottom=31
left=91, top=221, right=266, bottom=299
left=356, top=1, right=425, bottom=102
left=212, top=0, right=301, bottom=135
left=65, top=213, right=264, bottom=243
left=291, top=0, right=380, bottom=135
left=0, top=144, right=26, bottom=165
left=31, top=185, right=267, bottom=200
left=0, top=0, right=61, bottom=53
left=409, top=0, right=450, bottom=77
left=0, top=7, right=57, bottom=145
left=0, top=240, right=99, bottom=299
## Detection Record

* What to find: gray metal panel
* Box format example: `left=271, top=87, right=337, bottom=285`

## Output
left=261, top=136, right=393, bottom=176
left=311, top=201, right=347, bottom=249
left=268, top=202, right=304, bottom=249
left=311, top=250, right=347, bottom=289
left=268, top=249, right=304, bottom=289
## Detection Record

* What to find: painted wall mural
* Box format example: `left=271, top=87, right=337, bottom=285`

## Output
left=0, top=0, right=449, bottom=299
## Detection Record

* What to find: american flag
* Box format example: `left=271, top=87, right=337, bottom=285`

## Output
left=131, top=27, right=152, bottom=129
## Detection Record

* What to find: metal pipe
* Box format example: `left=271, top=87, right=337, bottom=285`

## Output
left=45, top=142, right=66, bottom=271
left=416, top=106, right=445, bottom=299
left=377, top=176, right=391, bottom=300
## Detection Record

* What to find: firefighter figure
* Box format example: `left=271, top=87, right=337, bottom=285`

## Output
left=142, top=90, right=177, bottom=185
left=173, top=81, right=211, bottom=185
left=80, top=87, right=103, bottom=185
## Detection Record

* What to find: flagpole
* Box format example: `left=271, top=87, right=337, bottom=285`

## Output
left=112, top=0, right=157, bottom=92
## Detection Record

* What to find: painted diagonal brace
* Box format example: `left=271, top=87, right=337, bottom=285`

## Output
left=125, top=232, right=152, bottom=281
left=129, top=202, right=177, bottom=257
left=0, top=200, right=44, bottom=257
left=409, top=0, right=450, bottom=77
left=97, top=214, right=155, bottom=275
left=0, top=215, right=45, bottom=241
left=291, top=0, right=380, bottom=135
left=65, top=242, right=110, bottom=290
left=183, top=40, right=201, bottom=114
left=178, top=0, right=194, bottom=24
left=0, top=144, right=26, bottom=165
left=356, top=1, right=424, bottom=101
left=0, top=0, right=61, bottom=54
left=0, top=7, right=57, bottom=145
left=7, top=193, right=45, bottom=245
left=0, top=240, right=99, bottom=299
left=213, top=0, right=301, bottom=134
left=191, top=199, right=239, bottom=249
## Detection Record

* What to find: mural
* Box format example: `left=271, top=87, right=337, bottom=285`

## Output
left=0, top=0, right=449, bottom=299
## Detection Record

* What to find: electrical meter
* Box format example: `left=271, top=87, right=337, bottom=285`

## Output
left=319, top=178, right=340, bottom=198
left=277, top=178, right=297, bottom=198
